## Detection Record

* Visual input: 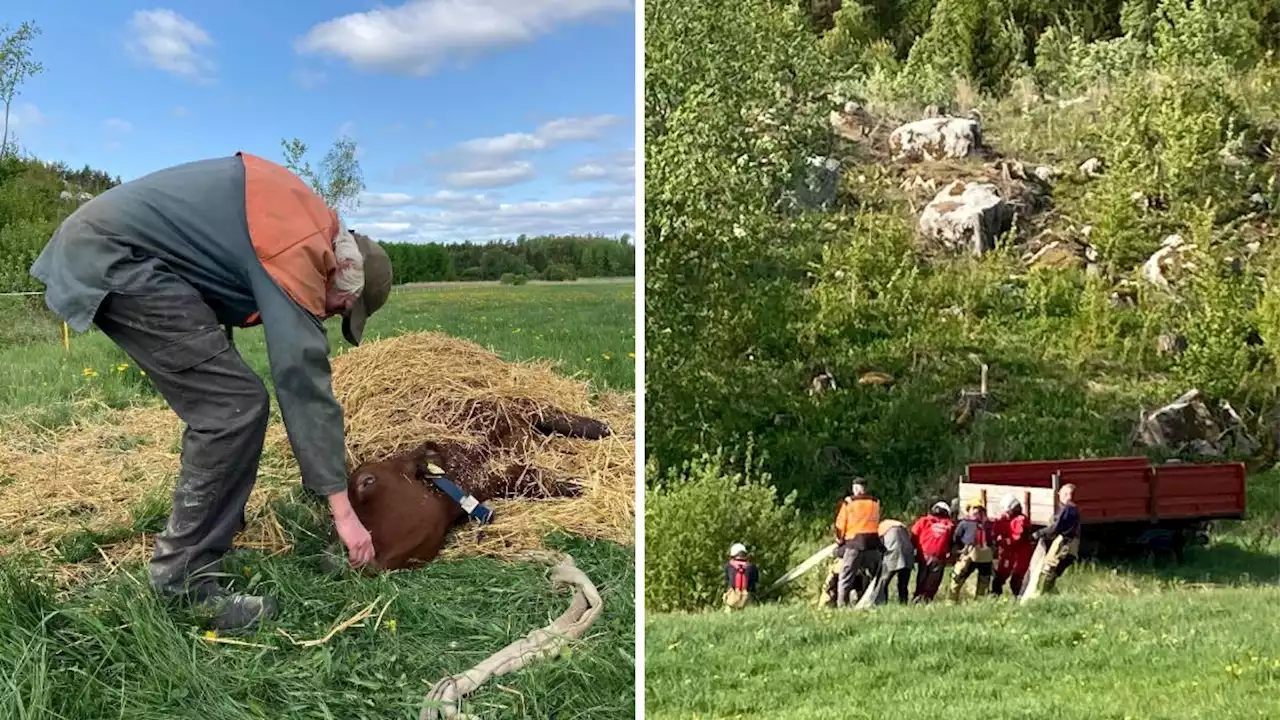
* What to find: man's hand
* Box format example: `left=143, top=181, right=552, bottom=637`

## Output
left=328, top=491, right=375, bottom=566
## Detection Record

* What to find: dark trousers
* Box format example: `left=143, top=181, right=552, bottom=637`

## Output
left=93, top=279, right=270, bottom=599
left=992, top=570, right=1026, bottom=597
left=837, top=546, right=882, bottom=607
left=879, top=567, right=911, bottom=604
left=913, top=558, right=945, bottom=602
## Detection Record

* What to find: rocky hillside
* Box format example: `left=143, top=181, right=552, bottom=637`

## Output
left=646, top=0, right=1280, bottom=518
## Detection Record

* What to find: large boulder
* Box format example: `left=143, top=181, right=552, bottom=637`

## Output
left=1135, top=389, right=1256, bottom=457
left=794, top=155, right=842, bottom=211
left=889, top=117, right=983, bottom=162
left=918, top=180, right=1013, bottom=256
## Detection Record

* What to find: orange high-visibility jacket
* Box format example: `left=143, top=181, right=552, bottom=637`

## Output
left=236, top=152, right=341, bottom=326
left=836, top=495, right=882, bottom=539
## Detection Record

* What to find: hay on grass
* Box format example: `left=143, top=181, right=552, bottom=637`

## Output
left=0, top=332, right=633, bottom=582
left=324, top=332, right=635, bottom=560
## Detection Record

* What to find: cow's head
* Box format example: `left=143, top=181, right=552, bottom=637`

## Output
left=347, top=441, right=451, bottom=505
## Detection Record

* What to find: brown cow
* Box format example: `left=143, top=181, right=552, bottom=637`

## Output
left=342, top=410, right=610, bottom=572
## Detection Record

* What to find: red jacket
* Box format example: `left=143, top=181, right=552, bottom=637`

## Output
left=994, top=511, right=1035, bottom=574
left=910, top=514, right=955, bottom=561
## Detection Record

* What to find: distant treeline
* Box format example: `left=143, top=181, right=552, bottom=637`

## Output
left=376, top=234, right=635, bottom=283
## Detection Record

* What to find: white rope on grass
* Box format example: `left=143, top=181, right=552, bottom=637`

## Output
left=419, top=553, right=606, bottom=720
left=0, top=290, right=44, bottom=297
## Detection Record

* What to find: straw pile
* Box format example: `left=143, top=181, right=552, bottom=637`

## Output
left=322, top=332, right=635, bottom=559
left=0, top=332, right=633, bottom=579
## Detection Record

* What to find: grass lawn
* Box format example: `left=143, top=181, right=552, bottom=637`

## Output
left=0, top=280, right=635, bottom=428
left=0, top=279, right=637, bottom=720
left=645, top=536, right=1280, bottom=720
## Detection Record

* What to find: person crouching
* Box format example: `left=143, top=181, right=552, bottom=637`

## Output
left=723, top=543, right=759, bottom=611
left=947, top=501, right=995, bottom=602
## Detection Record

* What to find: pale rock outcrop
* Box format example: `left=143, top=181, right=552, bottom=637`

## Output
left=918, top=180, right=1012, bottom=256
left=889, top=117, right=983, bottom=162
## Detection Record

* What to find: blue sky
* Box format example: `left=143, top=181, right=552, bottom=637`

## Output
left=5, top=0, right=637, bottom=242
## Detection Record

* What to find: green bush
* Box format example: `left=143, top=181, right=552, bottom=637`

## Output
left=499, top=272, right=528, bottom=286
left=543, top=263, right=577, bottom=281
left=645, top=446, right=800, bottom=612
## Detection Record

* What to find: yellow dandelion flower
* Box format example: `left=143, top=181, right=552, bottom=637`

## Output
left=603, top=353, right=612, bottom=360
left=628, top=352, right=635, bottom=359
left=116, top=363, right=129, bottom=372
left=204, top=630, right=217, bottom=639
left=386, top=618, right=398, bottom=634
left=82, top=368, right=97, bottom=377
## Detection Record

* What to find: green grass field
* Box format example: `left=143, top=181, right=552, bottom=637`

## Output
left=0, top=281, right=634, bottom=429
left=645, top=532, right=1280, bottom=720
left=0, top=279, right=637, bottom=720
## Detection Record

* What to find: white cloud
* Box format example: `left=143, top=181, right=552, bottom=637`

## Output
left=128, top=9, right=216, bottom=81
left=296, top=0, right=632, bottom=76
left=457, top=115, right=622, bottom=159
left=104, top=118, right=133, bottom=133
left=361, top=190, right=499, bottom=210
left=444, top=162, right=535, bottom=188
left=348, top=191, right=634, bottom=242
left=569, top=150, right=634, bottom=184
left=172, top=106, right=189, bottom=118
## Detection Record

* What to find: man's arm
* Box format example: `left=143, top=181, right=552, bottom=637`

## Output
left=245, top=263, right=347, bottom=497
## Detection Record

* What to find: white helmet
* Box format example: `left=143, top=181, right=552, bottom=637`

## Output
left=1001, top=494, right=1021, bottom=513
left=931, top=501, right=951, bottom=514
left=729, top=542, right=748, bottom=558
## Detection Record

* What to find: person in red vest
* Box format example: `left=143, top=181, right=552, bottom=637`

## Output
left=723, top=542, right=759, bottom=610
left=947, top=500, right=995, bottom=602
left=909, top=501, right=955, bottom=603
left=992, top=493, right=1035, bottom=597
left=30, top=153, right=392, bottom=632
left=833, top=480, right=883, bottom=607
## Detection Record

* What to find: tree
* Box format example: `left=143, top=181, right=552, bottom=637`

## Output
left=0, top=21, right=44, bottom=158
left=280, top=134, right=365, bottom=214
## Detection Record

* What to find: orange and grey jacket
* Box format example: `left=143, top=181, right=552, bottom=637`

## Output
left=30, top=153, right=349, bottom=496
left=835, top=494, right=883, bottom=551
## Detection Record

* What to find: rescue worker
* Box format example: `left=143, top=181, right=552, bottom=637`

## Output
left=947, top=500, right=995, bottom=602
left=1033, top=483, right=1082, bottom=594
left=873, top=517, right=915, bottom=605
left=833, top=480, right=883, bottom=607
left=723, top=542, right=759, bottom=611
left=30, top=153, right=392, bottom=632
left=909, top=501, right=954, bottom=603
left=992, top=493, right=1034, bottom=597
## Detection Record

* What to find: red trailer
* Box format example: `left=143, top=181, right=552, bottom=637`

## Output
left=957, top=456, right=1246, bottom=558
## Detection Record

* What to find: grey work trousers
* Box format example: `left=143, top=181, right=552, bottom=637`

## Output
left=836, top=545, right=882, bottom=607
left=93, top=280, right=270, bottom=600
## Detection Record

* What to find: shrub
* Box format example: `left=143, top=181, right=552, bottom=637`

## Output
left=499, top=272, right=528, bottom=286
left=543, top=263, right=577, bottom=282
left=645, top=445, right=800, bottom=612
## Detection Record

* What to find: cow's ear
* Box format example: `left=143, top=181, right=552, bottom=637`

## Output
left=409, top=442, right=447, bottom=478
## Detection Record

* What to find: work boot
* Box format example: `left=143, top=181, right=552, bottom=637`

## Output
left=187, top=581, right=278, bottom=633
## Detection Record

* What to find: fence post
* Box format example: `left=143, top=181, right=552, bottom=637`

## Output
left=63, top=321, right=70, bottom=352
